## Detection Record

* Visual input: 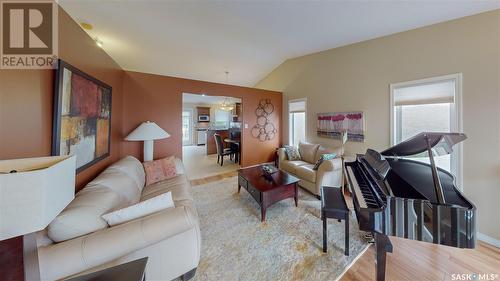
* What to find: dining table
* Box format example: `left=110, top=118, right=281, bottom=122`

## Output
left=224, top=138, right=241, bottom=164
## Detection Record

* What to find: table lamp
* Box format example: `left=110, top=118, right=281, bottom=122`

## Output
left=125, top=121, right=170, bottom=162
left=0, top=155, right=76, bottom=281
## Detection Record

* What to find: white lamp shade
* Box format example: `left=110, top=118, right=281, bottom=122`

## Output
left=0, top=155, right=76, bottom=240
left=125, top=121, right=170, bottom=141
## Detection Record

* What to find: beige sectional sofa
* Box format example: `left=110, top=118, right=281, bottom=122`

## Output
left=36, top=156, right=200, bottom=281
left=278, top=142, right=342, bottom=197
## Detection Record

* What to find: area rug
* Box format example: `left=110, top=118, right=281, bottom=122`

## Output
left=190, top=176, right=369, bottom=281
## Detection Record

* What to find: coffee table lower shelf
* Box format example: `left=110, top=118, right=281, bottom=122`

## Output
left=238, top=169, right=298, bottom=222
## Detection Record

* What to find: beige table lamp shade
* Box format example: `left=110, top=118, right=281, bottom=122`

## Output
left=125, top=121, right=170, bottom=161
left=0, top=155, right=76, bottom=240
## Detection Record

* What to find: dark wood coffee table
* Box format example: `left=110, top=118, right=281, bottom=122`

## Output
left=238, top=165, right=299, bottom=222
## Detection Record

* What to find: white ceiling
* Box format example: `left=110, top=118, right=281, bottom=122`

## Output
left=182, top=93, right=241, bottom=105
left=59, top=1, right=500, bottom=87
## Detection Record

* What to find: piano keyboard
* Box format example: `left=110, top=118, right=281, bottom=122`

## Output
left=346, top=165, right=380, bottom=208
left=346, top=166, right=367, bottom=208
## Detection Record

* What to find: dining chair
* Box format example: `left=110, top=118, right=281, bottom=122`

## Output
left=229, top=131, right=241, bottom=163
left=214, top=134, right=234, bottom=166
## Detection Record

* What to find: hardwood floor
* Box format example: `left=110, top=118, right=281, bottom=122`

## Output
left=341, top=238, right=500, bottom=281
left=190, top=170, right=237, bottom=186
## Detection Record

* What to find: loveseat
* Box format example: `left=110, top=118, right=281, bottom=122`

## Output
left=36, top=156, right=201, bottom=281
left=278, top=142, right=342, bottom=197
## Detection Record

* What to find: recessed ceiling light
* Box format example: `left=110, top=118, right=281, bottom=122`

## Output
left=80, top=21, right=93, bottom=30
left=95, top=38, right=103, bottom=48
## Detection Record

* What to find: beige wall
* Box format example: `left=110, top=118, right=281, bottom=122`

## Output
left=256, top=10, right=500, bottom=241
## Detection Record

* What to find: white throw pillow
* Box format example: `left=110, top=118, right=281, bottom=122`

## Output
left=101, top=192, right=175, bottom=226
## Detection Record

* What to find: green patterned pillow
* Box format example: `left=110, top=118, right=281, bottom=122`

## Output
left=313, top=153, right=337, bottom=170
left=284, top=145, right=301, bottom=161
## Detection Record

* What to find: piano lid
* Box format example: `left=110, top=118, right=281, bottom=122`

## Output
left=382, top=132, right=466, bottom=157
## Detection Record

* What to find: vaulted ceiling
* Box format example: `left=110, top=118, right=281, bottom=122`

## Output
left=59, top=0, right=500, bottom=87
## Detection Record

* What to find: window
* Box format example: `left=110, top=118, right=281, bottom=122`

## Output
left=390, top=74, right=463, bottom=187
left=289, top=99, right=306, bottom=147
left=182, top=110, right=192, bottom=145
left=214, top=108, right=230, bottom=128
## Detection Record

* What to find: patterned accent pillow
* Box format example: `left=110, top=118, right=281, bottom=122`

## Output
left=284, top=145, right=301, bottom=161
left=143, top=156, right=177, bottom=186
left=313, top=153, right=337, bottom=170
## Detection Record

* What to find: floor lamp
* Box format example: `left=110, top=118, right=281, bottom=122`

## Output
left=340, top=129, right=348, bottom=194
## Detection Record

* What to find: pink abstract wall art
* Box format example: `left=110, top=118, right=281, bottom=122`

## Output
left=317, top=111, right=365, bottom=142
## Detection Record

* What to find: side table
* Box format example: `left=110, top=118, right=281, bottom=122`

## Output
left=65, top=257, right=148, bottom=281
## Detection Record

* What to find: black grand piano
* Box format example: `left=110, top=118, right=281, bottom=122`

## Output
left=344, top=132, right=476, bottom=281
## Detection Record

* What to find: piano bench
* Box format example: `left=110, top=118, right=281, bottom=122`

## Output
left=321, top=186, right=349, bottom=256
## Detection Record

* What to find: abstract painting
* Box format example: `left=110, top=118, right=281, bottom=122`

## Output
left=317, top=111, right=365, bottom=142
left=52, top=60, right=112, bottom=172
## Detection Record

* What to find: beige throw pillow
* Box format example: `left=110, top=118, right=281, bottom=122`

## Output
left=299, top=142, right=320, bottom=163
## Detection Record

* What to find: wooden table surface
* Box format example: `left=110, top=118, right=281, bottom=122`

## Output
left=224, top=138, right=240, bottom=144
left=238, top=165, right=298, bottom=192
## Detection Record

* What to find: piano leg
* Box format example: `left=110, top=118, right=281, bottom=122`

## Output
left=374, top=233, right=393, bottom=281
left=322, top=210, right=327, bottom=253
left=345, top=216, right=349, bottom=256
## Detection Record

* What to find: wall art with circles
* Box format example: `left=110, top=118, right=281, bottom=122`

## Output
left=251, top=99, right=277, bottom=142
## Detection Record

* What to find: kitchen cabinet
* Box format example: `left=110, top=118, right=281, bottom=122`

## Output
left=197, top=107, right=210, bottom=116
left=197, top=106, right=211, bottom=122
left=232, top=103, right=242, bottom=122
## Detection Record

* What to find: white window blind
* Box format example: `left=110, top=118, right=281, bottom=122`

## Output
left=393, top=80, right=455, bottom=106
left=289, top=99, right=306, bottom=113
left=390, top=73, right=463, bottom=189
left=289, top=99, right=306, bottom=146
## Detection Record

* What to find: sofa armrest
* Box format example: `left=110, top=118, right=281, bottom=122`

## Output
left=278, top=148, right=287, bottom=167
left=39, top=206, right=198, bottom=281
left=319, top=157, right=342, bottom=172
left=316, top=157, right=343, bottom=189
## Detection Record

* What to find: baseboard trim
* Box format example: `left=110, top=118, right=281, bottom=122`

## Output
left=477, top=232, right=500, bottom=248
left=336, top=244, right=371, bottom=281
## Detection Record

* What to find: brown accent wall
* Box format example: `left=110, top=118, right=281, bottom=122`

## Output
left=122, top=71, right=282, bottom=167
left=0, top=8, right=124, bottom=191
left=0, top=4, right=281, bottom=280
left=0, top=7, right=282, bottom=188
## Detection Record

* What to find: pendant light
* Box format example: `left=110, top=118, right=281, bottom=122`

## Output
left=220, top=71, right=234, bottom=111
